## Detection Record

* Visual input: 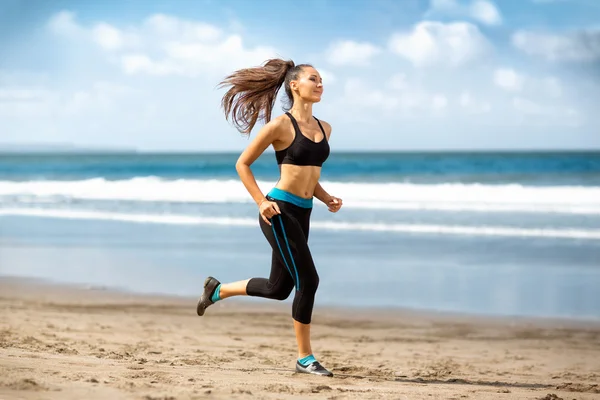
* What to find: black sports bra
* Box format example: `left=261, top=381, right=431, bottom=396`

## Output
left=275, top=112, right=330, bottom=167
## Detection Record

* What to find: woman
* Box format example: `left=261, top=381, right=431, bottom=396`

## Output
left=196, top=58, right=342, bottom=377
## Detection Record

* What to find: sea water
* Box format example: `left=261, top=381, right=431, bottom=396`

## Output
left=1, top=151, right=599, bottom=320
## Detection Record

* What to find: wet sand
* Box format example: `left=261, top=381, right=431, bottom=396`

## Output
left=1, top=276, right=599, bottom=400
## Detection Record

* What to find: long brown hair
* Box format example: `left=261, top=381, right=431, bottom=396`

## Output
left=219, top=58, right=312, bottom=135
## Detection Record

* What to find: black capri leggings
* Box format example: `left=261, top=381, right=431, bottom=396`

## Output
left=246, top=187, right=319, bottom=324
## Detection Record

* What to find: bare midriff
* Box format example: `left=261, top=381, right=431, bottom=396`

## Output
left=275, top=164, right=321, bottom=199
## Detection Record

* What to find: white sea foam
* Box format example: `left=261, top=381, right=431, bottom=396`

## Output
left=1, top=177, right=599, bottom=214
left=1, top=208, right=599, bottom=240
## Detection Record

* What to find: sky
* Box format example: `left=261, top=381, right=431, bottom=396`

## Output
left=1, top=0, right=599, bottom=152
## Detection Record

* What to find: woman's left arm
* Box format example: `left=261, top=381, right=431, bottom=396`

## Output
left=314, top=120, right=343, bottom=212
left=314, top=182, right=332, bottom=204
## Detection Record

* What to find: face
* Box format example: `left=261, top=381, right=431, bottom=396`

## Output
left=290, top=67, right=323, bottom=103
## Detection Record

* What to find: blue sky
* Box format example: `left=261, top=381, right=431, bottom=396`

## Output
left=1, top=0, right=599, bottom=151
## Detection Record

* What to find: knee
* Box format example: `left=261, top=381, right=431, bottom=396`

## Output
left=270, top=282, right=293, bottom=301
left=302, top=272, right=319, bottom=295
left=272, top=288, right=292, bottom=301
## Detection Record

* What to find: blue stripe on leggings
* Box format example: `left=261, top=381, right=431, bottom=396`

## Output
left=271, top=219, right=297, bottom=290
left=277, top=215, right=300, bottom=292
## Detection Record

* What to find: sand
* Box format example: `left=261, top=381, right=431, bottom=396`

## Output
left=0, top=276, right=599, bottom=400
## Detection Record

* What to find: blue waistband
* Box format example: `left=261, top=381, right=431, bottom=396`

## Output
left=267, top=187, right=313, bottom=209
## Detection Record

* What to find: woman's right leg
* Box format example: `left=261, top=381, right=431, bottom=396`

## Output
left=212, top=250, right=295, bottom=300
left=216, top=278, right=250, bottom=299
left=196, top=248, right=295, bottom=316
left=245, top=251, right=295, bottom=300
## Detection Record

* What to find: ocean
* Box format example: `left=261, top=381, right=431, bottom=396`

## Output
left=1, top=151, right=599, bottom=320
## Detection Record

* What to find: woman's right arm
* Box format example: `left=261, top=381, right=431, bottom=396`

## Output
left=235, top=118, right=284, bottom=224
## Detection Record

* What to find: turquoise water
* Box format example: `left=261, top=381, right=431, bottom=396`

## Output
left=2, top=151, right=599, bottom=184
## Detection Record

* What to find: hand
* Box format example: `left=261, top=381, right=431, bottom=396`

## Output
left=326, top=196, right=343, bottom=213
left=259, top=199, right=281, bottom=225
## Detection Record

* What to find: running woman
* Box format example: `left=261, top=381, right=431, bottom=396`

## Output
left=196, top=58, right=342, bottom=377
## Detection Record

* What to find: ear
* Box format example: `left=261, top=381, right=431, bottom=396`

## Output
left=290, top=80, right=298, bottom=91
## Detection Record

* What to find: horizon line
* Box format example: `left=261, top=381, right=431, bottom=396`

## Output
left=1, top=148, right=599, bottom=155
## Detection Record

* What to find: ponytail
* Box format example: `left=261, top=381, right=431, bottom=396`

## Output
left=219, top=58, right=311, bottom=135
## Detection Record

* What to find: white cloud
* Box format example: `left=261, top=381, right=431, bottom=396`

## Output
left=388, top=73, right=408, bottom=90
left=470, top=1, right=503, bottom=25
left=333, top=69, right=577, bottom=128
left=326, top=40, right=381, bottom=66
left=92, top=23, right=123, bottom=50
left=122, top=54, right=156, bottom=75
left=0, top=81, right=137, bottom=119
left=458, top=91, right=491, bottom=113
left=426, top=0, right=502, bottom=26
left=512, top=97, right=547, bottom=115
left=542, top=77, right=562, bottom=98
left=459, top=91, right=471, bottom=107
left=0, top=88, right=52, bottom=102
left=493, top=68, right=524, bottom=92
left=91, top=23, right=141, bottom=50
left=511, top=96, right=582, bottom=127
left=339, top=77, right=451, bottom=116
left=342, top=78, right=398, bottom=111
left=316, top=68, right=336, bottom=85
left=0, top=85, right=59, bottom=118
left=493, top=67, right=563, bottom=99
left=47, top=11, right=84, bottom=37
left=122, top=35, right=277, bottom=77
left=0, top=70, right=50, bottom=87
left=388, top=21, right=491, bottom=67
left=512, top=28, right=600, bottom=62
left=0, top=72, right=224, bottom=150
left=144, top=14, right=222, bottom=42
left=49, top=11, right=279, bottom=77
left=432, top=94, right=448, bottom=110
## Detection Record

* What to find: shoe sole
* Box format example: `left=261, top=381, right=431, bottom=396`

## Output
left=196, top=276, right=215, bottom=316
left=295, top=363, right=334, bottom=377
left=296, top=369, right=333, bottom=377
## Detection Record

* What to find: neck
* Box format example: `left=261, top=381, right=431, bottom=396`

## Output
left=289, top=101, right=313, bottom=123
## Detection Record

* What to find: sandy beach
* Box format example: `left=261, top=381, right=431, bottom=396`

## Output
left=0, top=276, right=599, bottom=400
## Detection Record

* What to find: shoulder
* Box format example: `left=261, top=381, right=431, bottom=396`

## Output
left=270, top=113, right=291, bottom=127
left=317, top=118, right=332, bottom=140
left=258, top=114, right=291, bottom=138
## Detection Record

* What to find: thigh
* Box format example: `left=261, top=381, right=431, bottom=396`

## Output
left=259, top=212, right=298, bottom=283
left=300, top=208, right=311, bottom=240
left=266, top=212, right=317, bottom=290
left=267, top=251, right=295, bottom=287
